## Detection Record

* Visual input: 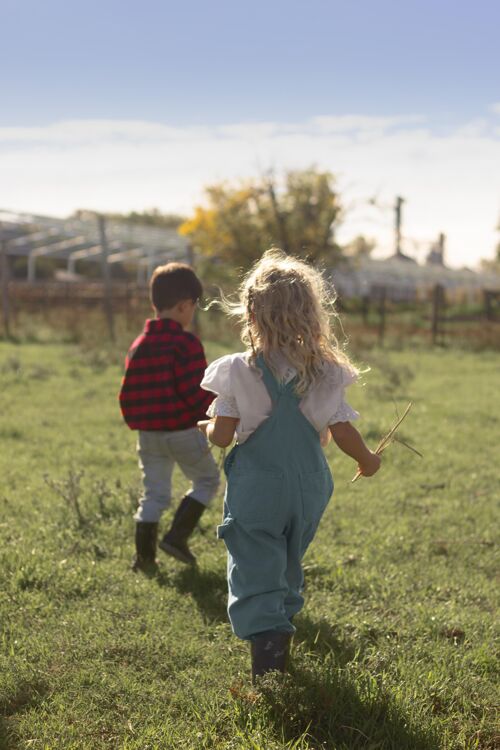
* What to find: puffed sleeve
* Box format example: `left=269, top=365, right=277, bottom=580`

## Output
left=201, top=355, right=240, bottom=419
left=325, top=364, right=360, bottom=425
left=328, top=390, right=359, bottom=424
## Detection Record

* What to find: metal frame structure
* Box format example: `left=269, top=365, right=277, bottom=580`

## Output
left=0, top=209, right=191, bottom=282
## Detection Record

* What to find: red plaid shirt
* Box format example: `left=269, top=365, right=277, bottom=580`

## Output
left=119, top=318, right=214, bottom=431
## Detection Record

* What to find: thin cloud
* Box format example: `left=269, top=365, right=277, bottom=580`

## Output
left=310, top=114, right=426, bottom=133
left=0, top=114, right=499, bottom=268
left=0, top=120, right=210, bottom=146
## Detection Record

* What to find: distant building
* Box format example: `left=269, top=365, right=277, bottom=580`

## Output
left=331, top=254, right=500, bottom=303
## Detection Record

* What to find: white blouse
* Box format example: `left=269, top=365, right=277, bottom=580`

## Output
left=200, top=351, right=359, bottom=445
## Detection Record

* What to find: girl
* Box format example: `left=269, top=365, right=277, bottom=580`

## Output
left=198, top=249, right=380, bottom=681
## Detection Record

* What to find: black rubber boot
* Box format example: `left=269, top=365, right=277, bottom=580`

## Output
left=251, top=630, right=292, bottom=683
left=131, top=521, right=158, bottom=573
left=159, top=496, right=206, bottom=565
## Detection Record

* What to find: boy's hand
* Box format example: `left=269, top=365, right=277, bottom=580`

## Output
left=319, top=426, right=331, bottom=447
left=358, top=451, right=381, bottom=477
left=197, top=420, right=212, bottom=435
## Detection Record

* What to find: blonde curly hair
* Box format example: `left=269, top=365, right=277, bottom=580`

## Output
left=221, top=248, right=357, bottom=395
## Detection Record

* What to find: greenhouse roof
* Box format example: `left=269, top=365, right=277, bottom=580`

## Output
left=0, top=209, right=190, bottom=281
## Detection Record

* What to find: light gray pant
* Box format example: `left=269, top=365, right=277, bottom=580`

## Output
left=134, top=428, right=220, bottom=523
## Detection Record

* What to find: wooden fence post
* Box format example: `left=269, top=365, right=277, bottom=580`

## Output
left=125, top=281, right=132, bottom=330
left=484, top=290, right=492, bottom=321
left=483, top=289, right=500, bottom=322
left=431, top=283, right=445, bottom=345
left=361, top=294, right=369, bottom=326
left=1, top=236, right=11, bottom=339
left=97, top=214, right=115, bottom=342
left=378, top=286, right=386, bottom=345
left=186, top=243, right=201, bottom=336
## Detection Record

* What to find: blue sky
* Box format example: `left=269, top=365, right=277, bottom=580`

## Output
left=1, top=0, right=499, bottom=267
left=2, top=0, right=499, bottom=127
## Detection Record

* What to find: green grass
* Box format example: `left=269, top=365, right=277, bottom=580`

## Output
left=0, top=338, right=498, bottom=749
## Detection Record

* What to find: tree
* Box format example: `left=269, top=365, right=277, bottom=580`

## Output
left=72, top=208, right=185, bottom=230
left=479, top=217, right=500, bottom=273
left=179, top=168, right=342, bottom=267
left=342, top=235, right=376, bottom=260
left=480, top=246, right=500, bottom=273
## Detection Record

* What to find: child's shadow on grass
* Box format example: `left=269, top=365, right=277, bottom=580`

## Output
left=257, top=662, right=440, bottom=750
left=0, top=681, right=48, bottom=750
left=251, top=613, right=441, bottom=750
left=156, top=565, right=228, bottom=624
left=0, top=718, right=14, bottom=750
left=293, top=612, right=357, bottom=666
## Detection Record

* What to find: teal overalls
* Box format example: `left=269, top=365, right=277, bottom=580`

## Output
left=217, top=355, right=334, bottom=640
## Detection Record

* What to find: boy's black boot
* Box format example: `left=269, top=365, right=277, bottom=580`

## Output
left=159, top=496, right=206, bottom=565
left=131, top=521, right=159, bottom=573
left=251, top=630, right=292, bottom=683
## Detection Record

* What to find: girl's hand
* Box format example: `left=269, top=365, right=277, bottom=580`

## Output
left=197, top=419, right=212, bottom=435
left=358, top=451, right=381, bottom=477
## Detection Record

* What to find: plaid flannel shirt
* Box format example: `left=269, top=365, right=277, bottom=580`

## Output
left=119, top=318, right=214, bottom=431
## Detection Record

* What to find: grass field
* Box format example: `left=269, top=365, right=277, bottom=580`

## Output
left=0, top=336, right=498, bottom=749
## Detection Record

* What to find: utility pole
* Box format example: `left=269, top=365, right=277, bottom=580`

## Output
left=394, top=196, right=404, bottom=257
left=437, top=232, right=446, bottom=266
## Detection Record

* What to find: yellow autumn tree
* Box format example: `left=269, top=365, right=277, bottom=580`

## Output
left=180, top=168, right=343, bottom=268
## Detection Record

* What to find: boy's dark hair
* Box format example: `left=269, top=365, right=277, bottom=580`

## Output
left=149, top=263, right=202, bottom=311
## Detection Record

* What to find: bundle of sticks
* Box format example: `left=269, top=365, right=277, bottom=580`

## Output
left=351, top=402, right=421, bottom=483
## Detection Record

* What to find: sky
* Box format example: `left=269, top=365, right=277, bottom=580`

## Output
left=1, top=0, right=499, bottom=268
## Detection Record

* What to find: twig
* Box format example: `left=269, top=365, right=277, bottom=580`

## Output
left=393, top=436, right=423, bottom=458
left=351, top=402, right=414, bottom=483
left=375, top=402, right=413, bottom=453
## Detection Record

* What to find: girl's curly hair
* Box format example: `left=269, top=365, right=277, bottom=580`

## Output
left=220, top=248, right=357, bottom=395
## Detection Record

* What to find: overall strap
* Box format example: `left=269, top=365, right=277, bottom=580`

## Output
left=255, top=354, right=281, bottom=405
left=256, top=353, right=300, bottom=406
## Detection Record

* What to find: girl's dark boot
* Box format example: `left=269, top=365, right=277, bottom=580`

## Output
left=131, top=521, right=159, bottom=573
left=159, top=496, right=206, bottom=565
left=251, top=630, right=292, bottom=683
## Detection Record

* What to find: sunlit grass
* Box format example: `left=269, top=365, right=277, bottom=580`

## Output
left=0, top=339, right=498, bottom=749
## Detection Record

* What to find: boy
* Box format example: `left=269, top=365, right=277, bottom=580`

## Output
left=119, top=262, right=220, bottom=572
